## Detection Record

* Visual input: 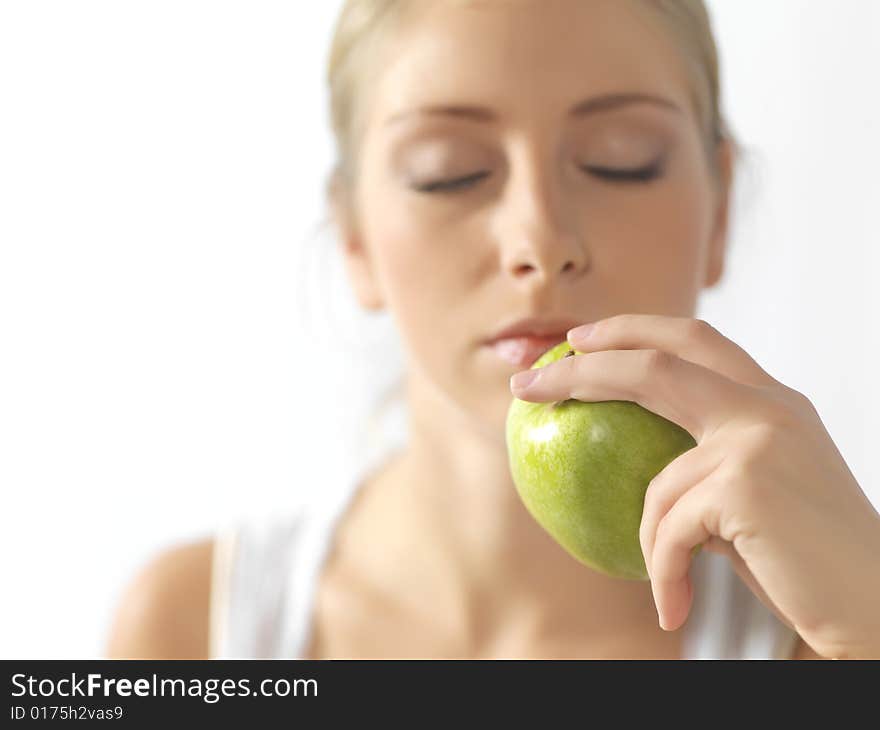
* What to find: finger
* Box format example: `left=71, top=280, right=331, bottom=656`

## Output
left=650, top=479, right=722, bottom=631
left=510, top=348, right=760, bottom=441
left=640, top=443, right=726, bottom=578
left=567, top=314, right=778, bottom=388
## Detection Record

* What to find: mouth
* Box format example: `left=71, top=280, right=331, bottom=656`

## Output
left=484, top=334, right=568, bottom=368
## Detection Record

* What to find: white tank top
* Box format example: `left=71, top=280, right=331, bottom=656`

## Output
left=208, top=457, right=801, bottom=659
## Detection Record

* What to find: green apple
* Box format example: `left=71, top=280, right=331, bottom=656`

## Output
left=506, top=341, right=698, bottom=580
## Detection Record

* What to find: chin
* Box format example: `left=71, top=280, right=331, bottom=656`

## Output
left=471, top=380, right=521, bottom=446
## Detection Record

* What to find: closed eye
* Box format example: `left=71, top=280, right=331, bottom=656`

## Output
left=411, top=171, right=491, bottom=193
left=581, top=162, right=664, bottom=183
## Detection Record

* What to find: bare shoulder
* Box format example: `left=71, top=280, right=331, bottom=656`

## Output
left=105, top=538, right=214, bottom=659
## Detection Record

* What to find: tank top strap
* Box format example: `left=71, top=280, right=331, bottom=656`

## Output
left=682, top=550, right=800, bottom=659
left=208, top=473, right=367, bottom=659
left=209, top=505, right=308, bottom=658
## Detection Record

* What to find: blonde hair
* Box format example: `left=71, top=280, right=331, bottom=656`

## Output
left=326, top=0, right=732, bottom=200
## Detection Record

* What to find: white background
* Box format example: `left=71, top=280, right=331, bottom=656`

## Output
left=1, top=1, right=878, bottom=658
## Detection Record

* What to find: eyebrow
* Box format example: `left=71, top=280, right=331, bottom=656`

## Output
left=384, top=92, right=682, bottom=127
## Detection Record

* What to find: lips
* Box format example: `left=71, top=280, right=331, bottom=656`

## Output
left=484, top=315, right=582, bottom=368
left=488, top=334, right=568, bottom=368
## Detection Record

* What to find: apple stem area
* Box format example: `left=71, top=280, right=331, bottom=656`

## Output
left=548, top=351, right=576, bottom=409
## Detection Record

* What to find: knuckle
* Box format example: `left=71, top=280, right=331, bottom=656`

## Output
left=606, top=313, right=631, bottom=328
left=642, top=348, right=673, bottom=375
left=643, top=472, right=666, bottom=504
left=763, top=385, right=814, bottom=428
left=595, top=314, right=622, bottom=337
left=562, top=350, right=582, bottom=377
left=687, top=317, right=716, bottom=340
left=638, top=520, right=651, bottom=556
left=654, top=512, right=675, bottom=546
left=738, top=422, right=779, bottom=459
left=643, top=474, right=660, bottom=505
left=781, top=385, right=818, bottom=417
left=725, top=428, right=776, bottom=507
left=644, top=464, right=673, bottom=504
left=632, top=349, right=674, bottom=394
left=715, top=458, right=760, bottom=515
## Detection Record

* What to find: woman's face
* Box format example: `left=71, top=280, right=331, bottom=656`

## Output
left=340, top=0, right=732, bottom=433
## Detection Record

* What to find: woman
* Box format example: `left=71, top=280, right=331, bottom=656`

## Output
left=106, top=0, right=880, bottom=659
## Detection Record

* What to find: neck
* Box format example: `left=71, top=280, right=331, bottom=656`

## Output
left=374, top=368, right=663, bottom=638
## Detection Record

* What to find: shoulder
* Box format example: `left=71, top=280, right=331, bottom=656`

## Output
left=105, top=538, right=213, bottom=659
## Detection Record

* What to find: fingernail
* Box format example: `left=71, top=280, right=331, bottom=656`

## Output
left=510, top=370, right=539, bottom=390
left=568, top=323, right=595, bottom=340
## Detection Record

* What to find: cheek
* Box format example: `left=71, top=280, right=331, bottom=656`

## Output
left=361, top=202, right=481, bottom=370
left=358, top=197, right=517, bottom=428
left=368, top=213, right=469, bottom=323
left=587, top=166, right=715, bottom=312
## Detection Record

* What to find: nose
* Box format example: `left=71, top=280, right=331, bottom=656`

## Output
left=494, top=164, right=590, bottom=287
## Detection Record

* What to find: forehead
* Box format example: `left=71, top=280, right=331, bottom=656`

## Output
left=369, top=0, right=695, bottom=128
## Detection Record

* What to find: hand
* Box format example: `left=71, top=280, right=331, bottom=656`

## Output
left=508, top=313, right=880, bottom=659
